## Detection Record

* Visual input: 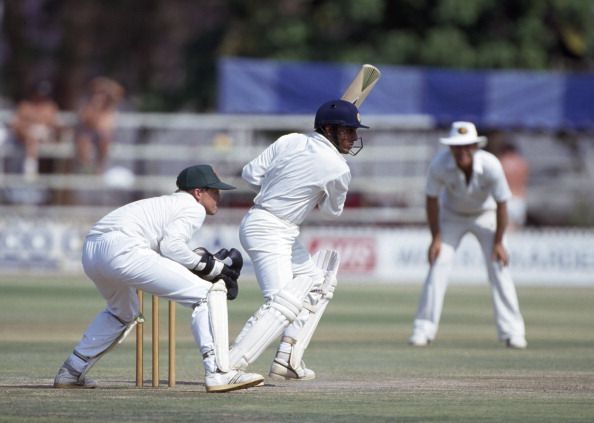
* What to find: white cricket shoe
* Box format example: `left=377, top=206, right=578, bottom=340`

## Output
left=506, top=336, right=528, bottom=349
left=205, top=369, right=264, bottom=393
left=269, top=357, right=316, bottom=381
left=408, top=333, right=431, bottom=347
left=53, top=366, right=97, bottom=389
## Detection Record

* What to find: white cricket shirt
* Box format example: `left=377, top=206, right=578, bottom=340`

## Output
left=426, top=148, right=511, bottom=215
left=242, top=132, right=351, bottom=225
left=87, top=191, right=204, bottom=269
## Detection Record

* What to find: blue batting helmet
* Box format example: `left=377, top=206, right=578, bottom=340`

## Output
left=314, top=99, right=369, bottom=130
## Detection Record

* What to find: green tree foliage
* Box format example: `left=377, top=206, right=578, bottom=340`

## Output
left=1, top=0, right=593, bottom=111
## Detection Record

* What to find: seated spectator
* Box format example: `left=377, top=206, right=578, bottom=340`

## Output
left=74, top=77, right=124, bottom=174
left=9, top=80, right=61, bottom=181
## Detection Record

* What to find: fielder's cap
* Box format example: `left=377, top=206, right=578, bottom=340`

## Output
left=176, top=165, right=235, bottom=190
left=439, top=121, right=487, bottom=147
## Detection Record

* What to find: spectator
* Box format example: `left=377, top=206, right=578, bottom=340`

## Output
left=497, top=142, right=529, bottom=229
left=74, top=77, right=124, bottom=174
left=9, top=80, right=61, bottom=181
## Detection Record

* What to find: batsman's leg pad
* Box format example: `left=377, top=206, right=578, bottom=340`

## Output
left=288, top=249, right=340, bottom=369
left=208, top=280, right=230, bottom=372
left=229, top=275, right=314, bottom=370
left=269, top=335, right=316, bottom=380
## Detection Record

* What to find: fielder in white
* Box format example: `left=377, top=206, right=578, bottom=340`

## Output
left=53, top=164, right=264, bottom=392
left=229, top=99, right=369, bottom=380
left=409, top=122, right=527, bottom=349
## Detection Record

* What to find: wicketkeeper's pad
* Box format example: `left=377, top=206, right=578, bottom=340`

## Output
left=208, top=280, right=230, bottom=372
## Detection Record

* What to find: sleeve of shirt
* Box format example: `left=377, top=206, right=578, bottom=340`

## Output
left=318, top=170, right=350, bottom=217
left=159, top=204, right=205, bottom=269
left=242, top=139, right=280, bottom=190
left=425, top=161, right=443, bottom=197
left=490, top=158, right=512, bottom=202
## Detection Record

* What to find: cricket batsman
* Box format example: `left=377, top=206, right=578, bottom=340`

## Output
left=228, top=99, right=369, bottom=380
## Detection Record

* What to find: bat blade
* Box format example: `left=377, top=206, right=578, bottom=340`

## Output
left=341, top=64, right=381, bottom=107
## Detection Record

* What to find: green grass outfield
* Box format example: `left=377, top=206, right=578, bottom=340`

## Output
left=1, top=275, right=593, bottom=422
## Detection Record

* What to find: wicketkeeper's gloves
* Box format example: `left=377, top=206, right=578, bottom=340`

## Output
left=192, top=247, right=243, bottom=300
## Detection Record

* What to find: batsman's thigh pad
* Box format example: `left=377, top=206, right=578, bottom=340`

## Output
left=229, top=275, right=313, bottom=369
left=208, top=280, right=230, bottom=372
left=288, top=249, right=340, bottom=369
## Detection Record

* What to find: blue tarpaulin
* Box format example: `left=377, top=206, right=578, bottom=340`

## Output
left=217, top=57, right=594, bottom=131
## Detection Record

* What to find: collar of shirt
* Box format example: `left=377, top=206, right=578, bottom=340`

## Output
left=311, top=131, right=347, bottom=161
left=174, top=190, right=195, bottom=201
left=173, top=190, right=206, bottom=212
left=445, top=149, right=485, bottom=176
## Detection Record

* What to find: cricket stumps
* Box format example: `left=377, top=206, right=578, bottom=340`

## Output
left=135, top=289, right=176, bottom=387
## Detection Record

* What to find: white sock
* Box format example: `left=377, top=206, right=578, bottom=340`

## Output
left=202, top=350, right=217, bottom=374
left=278, top=341, right=292, bottom=355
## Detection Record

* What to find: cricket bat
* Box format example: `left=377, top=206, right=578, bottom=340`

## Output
left=341, top=64, right=381, bottom=107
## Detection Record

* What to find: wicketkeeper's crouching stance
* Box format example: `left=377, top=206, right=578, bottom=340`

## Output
left=53, top=165, right=264, bottom=392
left=229, top=99, right=369, bottom=380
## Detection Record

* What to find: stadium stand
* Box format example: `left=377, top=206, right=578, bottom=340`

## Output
left=1, top=110, right=592, bottom=226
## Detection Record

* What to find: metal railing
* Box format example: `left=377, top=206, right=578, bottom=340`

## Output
left=0, top=111, right=435, bottom=224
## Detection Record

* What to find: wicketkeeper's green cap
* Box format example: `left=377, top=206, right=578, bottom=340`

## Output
left=176, top=165, right=235, bottom=190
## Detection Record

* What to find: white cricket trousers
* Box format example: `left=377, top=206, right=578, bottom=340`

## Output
left=239, top=207, right=323, bottom=339
left=412, top=209, right=526, bottom=342
left=70, top=231, right=215, bottom=367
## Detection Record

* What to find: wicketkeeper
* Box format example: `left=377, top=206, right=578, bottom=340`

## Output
left=228, top=99, right=369, bottom=380
left=53, top=164, right=264, bottom=392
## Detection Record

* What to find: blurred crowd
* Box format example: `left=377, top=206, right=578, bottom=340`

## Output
left=0, top=77, right=534, bottom=230
left=3, top=76, right=125, bottom=181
